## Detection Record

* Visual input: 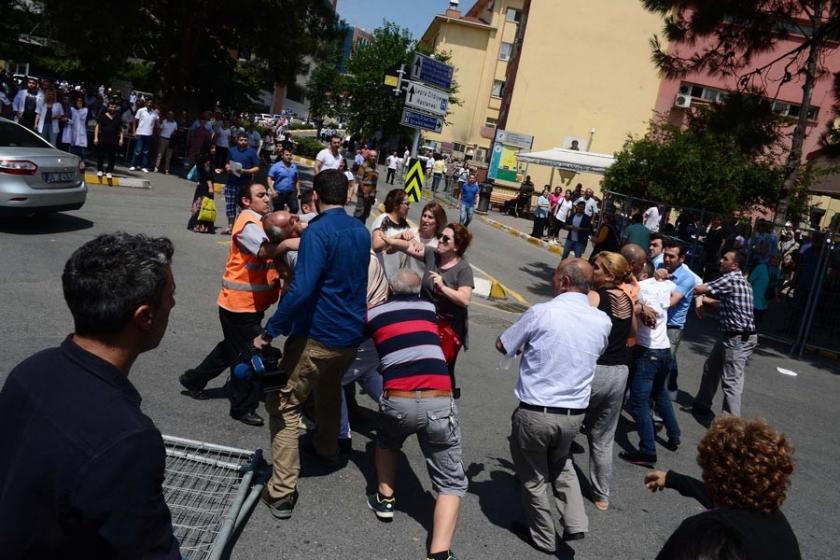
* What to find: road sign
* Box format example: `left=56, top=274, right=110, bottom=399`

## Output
left=404, top=158, right=424, bottom=202
left=401, top=108, right=443, bottom=133
left=405, top=81, right=449, bottom=117
left=410, top=53, right=454, bottom=91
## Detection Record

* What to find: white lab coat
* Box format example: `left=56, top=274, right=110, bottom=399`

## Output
left=36, top=101, right=64, bottom=135
left=11, top=89, right=43, bottom=122
left=64, top=107, right=89, bottom=147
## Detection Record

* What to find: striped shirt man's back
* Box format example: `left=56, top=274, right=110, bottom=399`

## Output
left=366, top=295, right=451, bottom=391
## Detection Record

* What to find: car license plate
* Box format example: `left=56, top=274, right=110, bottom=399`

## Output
left=43, top=172, right=75, bottom=183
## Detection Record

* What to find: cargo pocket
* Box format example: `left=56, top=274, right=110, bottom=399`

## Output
left=426, top=403, right=460, bottom=446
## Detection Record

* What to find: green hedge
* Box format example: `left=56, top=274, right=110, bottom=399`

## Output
left=295, top=137, right=325, bottom=159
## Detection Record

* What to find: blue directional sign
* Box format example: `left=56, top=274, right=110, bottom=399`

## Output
left=400, top=108, right=444, bottom=133
left=410, top=53, right=454, bottom=91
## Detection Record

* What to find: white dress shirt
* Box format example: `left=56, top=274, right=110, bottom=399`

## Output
left=500, top=291, right=611, bottom=409
left=635, top=278, right=675, bottom=349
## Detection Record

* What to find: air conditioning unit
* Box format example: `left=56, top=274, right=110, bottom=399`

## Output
left=674, top=93, right=692, bottom=109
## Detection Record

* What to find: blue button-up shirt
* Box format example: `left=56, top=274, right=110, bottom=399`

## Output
left=265, top=207, right=370, bottom=348
left=267, top=161, right=298, bottom=193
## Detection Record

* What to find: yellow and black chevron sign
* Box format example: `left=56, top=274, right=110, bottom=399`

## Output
left=404, top=158, right=424, bottom=202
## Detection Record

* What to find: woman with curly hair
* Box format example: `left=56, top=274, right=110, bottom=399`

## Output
left=645, top=416, right=800, bottom=559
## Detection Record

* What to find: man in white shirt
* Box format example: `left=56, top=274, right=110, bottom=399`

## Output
left=574, top=188, right=599, bottom=217
left=130, top=98, right=159, bottom=172
left=385, top=151, right=399, bottom=185
left=644, top=203, right=663, bottom=232
left=314, top=134, right=343, bottom=174
left=496, top=258, right=611, bottom=553
left=154, top=111, right=179, bottom=174
left=620, top=262, right=681, bottom=466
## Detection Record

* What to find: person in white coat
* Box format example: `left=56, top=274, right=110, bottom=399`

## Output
left=65, top=97, right=89, bottom=159
left=12, top=77, right=43, bottom=130
left=35, top=90, right=64, bottom=146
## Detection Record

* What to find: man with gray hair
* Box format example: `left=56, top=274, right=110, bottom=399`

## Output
left=365, top=268, right=466, bottom=560
left=496, top=258, right=612, bottom=553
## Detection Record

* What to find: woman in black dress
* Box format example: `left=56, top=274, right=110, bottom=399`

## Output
left=187, top=149, right=216, bottom=233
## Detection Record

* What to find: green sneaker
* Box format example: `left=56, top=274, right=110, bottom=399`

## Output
left=366, top=492, right=395, bottom=521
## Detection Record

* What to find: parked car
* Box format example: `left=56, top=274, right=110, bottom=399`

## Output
left=0, top=118, right=87, bottom=216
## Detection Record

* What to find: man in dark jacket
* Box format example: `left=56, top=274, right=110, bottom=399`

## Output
left=562, top=200, right=592, bottom=258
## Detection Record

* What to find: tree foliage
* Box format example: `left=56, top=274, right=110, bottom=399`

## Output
left=306, top=42, right=347, bottom=126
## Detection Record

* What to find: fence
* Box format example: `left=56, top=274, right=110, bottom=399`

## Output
left=599, top=191, right=840, bottom=358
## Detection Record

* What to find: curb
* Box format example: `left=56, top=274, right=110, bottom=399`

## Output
left=292, top=155, right=315, bottom=167
left=84, top=174, right=152, bottom=190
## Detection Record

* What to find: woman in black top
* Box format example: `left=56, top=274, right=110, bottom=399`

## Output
left=187, top=149, right=216, bottom=233
left=590, top=212, right=622, bottom=255
left=645, top=416, right=800, bottom=560
left=582, top=250, right=635, bottom=511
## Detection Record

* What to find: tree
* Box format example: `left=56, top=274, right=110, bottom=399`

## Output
left=306, top=42, right=347, bottom=127
left=642, top=0, right=840, bottom=217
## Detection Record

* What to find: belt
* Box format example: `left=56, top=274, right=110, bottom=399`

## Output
left=383, top=389, right=452, bottom=399
left=518, top=402, right=585, bottom=415
left=724, top=331, right=756, bottom=340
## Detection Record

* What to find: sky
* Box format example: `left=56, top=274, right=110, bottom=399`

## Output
left=335, top=0, right=456, bottom=39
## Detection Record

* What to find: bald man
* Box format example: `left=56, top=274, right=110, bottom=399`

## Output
left=497, top=258, right=612, bottom=552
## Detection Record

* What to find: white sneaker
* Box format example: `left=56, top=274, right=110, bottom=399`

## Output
left=129, top=166, right=136, bottom=171
left=141, top=168, right=150, bottom=173
left=106, top=173, right=113, bottom=179
left=96, top=171, right=103, bottom=177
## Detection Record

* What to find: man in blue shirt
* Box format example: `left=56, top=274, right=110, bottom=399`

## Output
left=222, top=133, right=261, bottom=234
left=458, top=173, right=480, bottom=226
left=267, top=147, right=300, bottom=213
left=658, top=240, right=697, bottom=400
left=254, top=169, right=370, bottom=520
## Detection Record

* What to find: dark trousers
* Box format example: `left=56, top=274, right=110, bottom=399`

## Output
left=97, top=144, right=117, bottom=173
left=531, top=216, right=547, bottom=238
left=354, top=193, right=374, bottom=223
left=182, top=307, right=263, bottom=417
left=386, top=168, right=395, bottom=184
left=215, top=146, right=229, bottom=169
left=272, top=190, right=299, bottom=213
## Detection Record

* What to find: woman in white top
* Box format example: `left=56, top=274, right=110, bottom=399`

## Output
left=65, top=97, right=89, bottom=159
left=401, top=201, right=447, bottom=278
left=36, top=89, right=64, bottom=146
left=370, top=188, right=411, bottom=280
left=338, top=158, right=357, bottom=201
left=154, top=111, right=178, bottom=173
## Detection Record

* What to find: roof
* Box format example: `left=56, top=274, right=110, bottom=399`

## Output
left=516, top=147, right=616, bottom=175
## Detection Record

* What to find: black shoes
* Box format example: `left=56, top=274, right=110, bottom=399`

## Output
left=338, top=438, right=353, bottom=454
left=262, top=487, right=298, bottom=520
left=562, top=530, right=586, bottom=542
left=179, top=373, right=208, bottom=400
left=232, top=411, right=264, bottom=427
left=619, top=451, right=657, bottom=466
left=666, top=437, right=681, bottom=451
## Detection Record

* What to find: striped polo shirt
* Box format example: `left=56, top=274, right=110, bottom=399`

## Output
left=366, top=294, right=452, bottom=391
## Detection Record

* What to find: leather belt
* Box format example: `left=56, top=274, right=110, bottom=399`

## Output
left=383, top=389, right=452, bottom=399
left=519, top=402, right=586, bottom=415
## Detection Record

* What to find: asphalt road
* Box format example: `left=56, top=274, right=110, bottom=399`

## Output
left=0, top=166, right=837, bottom=559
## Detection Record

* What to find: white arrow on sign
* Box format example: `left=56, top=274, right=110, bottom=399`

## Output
left=404, top=80, right=449, bottom=117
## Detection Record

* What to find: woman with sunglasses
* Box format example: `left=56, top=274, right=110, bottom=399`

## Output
left=371, top=189, right=412, bottom=280
left=383, top=223, right=474, bottom=373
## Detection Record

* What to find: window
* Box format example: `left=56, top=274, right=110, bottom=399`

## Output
left=484, top=117, right=498, bottom=129
left=505, top=8, right=521, bottom=22
left=453, top=143, right=466, bottom=153
left=491, top=79, right=505, bottom=98
left=0, top=121, right=52, bottom=148
left=499, top=42, right=513, bottom=61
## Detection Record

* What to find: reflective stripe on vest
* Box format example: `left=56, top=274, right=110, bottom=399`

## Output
left=221, top=278, right=277, bottom=292
left=217, top=210, right=280, bottom=312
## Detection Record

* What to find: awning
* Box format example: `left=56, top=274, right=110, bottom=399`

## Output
left=516, top=147, right=615, bottom=175
left=806, top=152, right=840, bottom=197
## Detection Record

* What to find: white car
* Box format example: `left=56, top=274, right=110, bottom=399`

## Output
left=0, top=118, right=87, bottom=216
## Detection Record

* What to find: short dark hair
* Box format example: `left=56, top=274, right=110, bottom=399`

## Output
left=663, top=239, right=687, bottom=258
left=730, top=250, right=747, bottom=270
left=298, top=190, right=313, bottom=207
left=649, top=232, right=663, bottom=243
left=383, top=188, right=407, bottom=213
left=237, top=183, right=261, bottom=208
left=314, top=169, right=348, bottom=205
left=62, top=233, right=173, bottom=336
left=330, top=133, right=342, bottom=142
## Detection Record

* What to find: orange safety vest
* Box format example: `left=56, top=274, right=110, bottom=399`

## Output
left=217, top=210, right=280, bottom=313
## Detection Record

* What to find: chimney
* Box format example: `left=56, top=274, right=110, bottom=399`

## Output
left=446, top=0, right=460, bottom=17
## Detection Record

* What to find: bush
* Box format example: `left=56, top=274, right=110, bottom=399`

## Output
left=286, top=122, right=316, bottom=130
left=295, top=137, right=325, bottom=159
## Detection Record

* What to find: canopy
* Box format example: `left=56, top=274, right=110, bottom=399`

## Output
left=516, top=147, right=615, bottom=175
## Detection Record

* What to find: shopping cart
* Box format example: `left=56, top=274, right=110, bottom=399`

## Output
left=162, top=435, right=269, bottom=560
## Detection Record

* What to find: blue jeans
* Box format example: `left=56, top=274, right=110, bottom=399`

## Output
left=432, top=173, right=442, bottom=192
left=339, top=339, right=382, bottom=439
left=562, top=238, right=586, bottom=258
left=132, top=134, right=151, bottom=168
left=628, top=347, right=680, bottom=456
left=459, top=204, right=475, bottom=226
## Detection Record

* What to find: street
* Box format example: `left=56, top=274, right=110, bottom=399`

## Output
left=0, top=168, right=837, bottom=560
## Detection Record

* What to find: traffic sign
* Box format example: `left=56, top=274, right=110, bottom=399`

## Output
left=405, top=81, right=449, bottom=117
left=400, top=108, right=443, bottom=133
left=404, top=158, right=424, bottom=202
left=410, top=53, right=454, bottom=91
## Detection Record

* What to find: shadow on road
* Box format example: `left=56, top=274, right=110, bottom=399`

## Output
left=519, top=261, right=557, bottom=298
left=0, top=213, right=94, bottom=235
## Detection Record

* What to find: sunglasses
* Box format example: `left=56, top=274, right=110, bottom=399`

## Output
left=438, top=234, right=451, bottom=243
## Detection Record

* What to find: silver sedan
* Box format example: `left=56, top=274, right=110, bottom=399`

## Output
left=0, top=118, right=87, bottom=216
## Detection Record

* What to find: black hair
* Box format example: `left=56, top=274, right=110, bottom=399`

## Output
left=298, top=190, right=314, bottom=207
left=650, top=232, right=664, bottom=243
left=663, top=239, right=687, bottom=258
left=383, top=188, right=407, bottom=213
left=730, top=250, right=747, bottom=270
left=237, top=183, right=262, bottom=208
left=62, top=233, right=173, bottom=336
left=314, top=169, right=348, bottom=205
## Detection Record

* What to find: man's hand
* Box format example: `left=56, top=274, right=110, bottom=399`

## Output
left=253, top=334, right=269, bottom=350
left=644, top=470, right=667, bottom=492
left=93, top=137, right=99, bottom=145
left=654, top=268, right=670, bottom=281
left=636, top=303, right=657, bottom=328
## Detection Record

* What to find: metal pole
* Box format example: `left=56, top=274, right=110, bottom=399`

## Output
left=411, top=129, right=420, bottom=158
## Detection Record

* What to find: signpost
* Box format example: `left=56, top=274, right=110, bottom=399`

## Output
left=404, top=158, right=425, bottom=202
left=400, top=108, right=444, bottom=134
left=404, top=81, right=449, bottom=116
left=410, top=53, right=454, bottom=91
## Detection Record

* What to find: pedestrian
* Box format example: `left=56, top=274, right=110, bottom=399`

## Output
left=129, top=97, right=158, bottom=172
left=354, top=148, right=379, bottom=223
left=385, top=150, right=399, bottom=184
left=444, top=156, right=456, bottom=192
left=0, top=233, right=180, bottom=558
left=66, top=96, right=89, bottom=160
left=338, top=157, right=357, bottom=200
left=244, top=121, right=262, bottom=153
left=530, top=186, right=551, bottom=239
left=553, top=189, right=574, bottom=242
left=547, top=186, right=563, bottom=241
left=432, top=154, right=445, bottom=193
left=574, top=188, right=599, bottom=217
left=256, top=169, right=370, bottom=520
left=93, top=99, right=124, bottom=179
left=658, top=240, right=698, bottom=400
left=645, top=416, right=800, bottom=560
left=589, top=212, right=621, bottom=254
left=497, top=258, right=611, bottom=553
left=371, top=188, right=412, bottom=280
left=35, top=89, right=63, bottom=146
left=384, top=224, right=474, bottom=375
left=456, top=162, right=468, bottom=198
left=154, top=110, right=178, bottom=174
left=579, top=251, right=635, bottom=511
left=187, top=152, right=217, bottom=233
left=749, top=256, right=771, bottom=327
left=644, top=202, right=663, bottom=232
left=648, top=232, right=665, bottom=268
left=622, top=211, right=650, bottom=250
left=458, top=173, right=480, bottom=227
left=562, top=201, right=592, bottom=258
left=267, top=147, right=300, bottom=213
left=314, top=134, right=343, bottom=174
left=513, top=175, right=534, bottom=217
left=691, top=250, right=758, bottom=417
left=221, top=132, right=261, bottom=235
left=365, top=269, right=467, bottom=560
left=12, top=76, right=42, bottom=130
left=180, top=185, right=298, bottom=426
